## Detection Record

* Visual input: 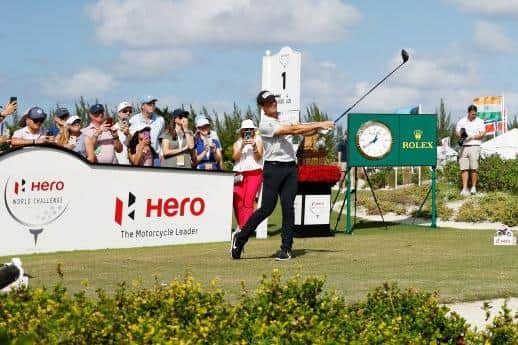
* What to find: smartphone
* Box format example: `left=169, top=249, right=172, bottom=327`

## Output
left=104, top=117, right=113, bottom=126
left=9, top=97, right=17, bottom=104
left=143, top=131, right=151, bottom=140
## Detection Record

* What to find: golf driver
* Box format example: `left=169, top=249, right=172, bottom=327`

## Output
left=334, top=49, right=410, bottom=123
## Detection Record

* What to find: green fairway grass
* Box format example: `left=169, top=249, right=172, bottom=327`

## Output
left=2, top=215, right=516, bottom=303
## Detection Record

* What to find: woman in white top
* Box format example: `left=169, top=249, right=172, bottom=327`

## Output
left=232, top=119, right=264, bottom=232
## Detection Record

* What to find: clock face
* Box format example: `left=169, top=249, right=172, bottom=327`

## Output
left=356, top=121, right=393, bottom=159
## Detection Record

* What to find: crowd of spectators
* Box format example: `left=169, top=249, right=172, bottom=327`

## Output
left=0, top=97, right=235, bottom=171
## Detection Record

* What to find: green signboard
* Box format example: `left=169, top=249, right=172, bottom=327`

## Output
left=348, top=113, right=437, bottom=167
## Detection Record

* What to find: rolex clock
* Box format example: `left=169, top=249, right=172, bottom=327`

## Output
left=356, top=120, right=393, bottom=160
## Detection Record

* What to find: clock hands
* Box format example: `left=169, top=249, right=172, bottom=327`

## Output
left=364, top=133, right=379, bottom=148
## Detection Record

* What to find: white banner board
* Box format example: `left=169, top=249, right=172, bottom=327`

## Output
left=262, top=46, right=302, bottom=124
left=0, top=147, right=233, bottom=256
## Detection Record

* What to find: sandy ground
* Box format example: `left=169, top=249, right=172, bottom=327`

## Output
left=447, top=298, right=518, bottom=330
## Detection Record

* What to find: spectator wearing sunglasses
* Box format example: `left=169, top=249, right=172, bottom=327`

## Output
left=113, top=101, right=133, bottom=165
left=0, top=99, right=17, bottom=147
left=11, top=107, right=53, bottom=148
left=83, top=104, right=122, bottom=164
left=130, top=96, right=165, bottom=166
left=47, top=107, right=70, bottom=137
left=160, top=108, right=195, bottom=168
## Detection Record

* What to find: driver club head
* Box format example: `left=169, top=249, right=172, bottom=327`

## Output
left=401, top=49, right=410, bottom=63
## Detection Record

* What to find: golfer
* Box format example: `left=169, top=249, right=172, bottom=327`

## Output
left=231, top=90, right=334, bottom=260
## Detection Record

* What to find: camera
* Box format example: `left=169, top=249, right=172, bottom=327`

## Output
left=243, top=129, right=253, bottom=140
left=121, top=118, right=129, bottom=126
left=458, top=128, right=468, bottom=146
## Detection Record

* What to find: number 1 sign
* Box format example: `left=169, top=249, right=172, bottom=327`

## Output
left=261, top=46, right=301, bottom=122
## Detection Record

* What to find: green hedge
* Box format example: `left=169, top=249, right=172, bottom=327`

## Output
left=441, top=156, right=518, bottom=194
left=1, top=271, right=516, bottom=344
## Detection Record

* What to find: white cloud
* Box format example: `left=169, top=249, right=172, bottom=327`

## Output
left=42, top=69, right=115, bottom=99
left=447, top=0, right=518, bottom=16
left=87, top=0, right=361, bottom=47
left=115, top=48, right=192, bottom=78
left=474, top=21, right=515, bottom=54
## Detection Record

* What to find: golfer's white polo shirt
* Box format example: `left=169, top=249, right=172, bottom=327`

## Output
left=259, top=115, right=297, bottom=162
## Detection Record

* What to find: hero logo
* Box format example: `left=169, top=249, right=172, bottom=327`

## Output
left=114, top=192, right=137, bottom=226
left=114, top=193, right=206, bottom=226
left=13, top=179, right=64, bottom=195
left=4, top=177, right=69, bottom=245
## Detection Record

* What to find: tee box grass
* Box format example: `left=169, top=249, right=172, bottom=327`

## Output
left=2, top=205, right=516, bottom=303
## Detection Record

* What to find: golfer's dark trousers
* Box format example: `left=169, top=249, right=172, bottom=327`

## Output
left=235, top=161, right=298, bottom=252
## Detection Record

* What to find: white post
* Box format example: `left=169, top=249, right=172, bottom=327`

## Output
left=394, top=167, right=398, bottom=189
left=256, top=47, right=302, bottom=239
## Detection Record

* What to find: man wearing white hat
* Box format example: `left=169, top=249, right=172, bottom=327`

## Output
left=113, top=101, right=133, bottom=165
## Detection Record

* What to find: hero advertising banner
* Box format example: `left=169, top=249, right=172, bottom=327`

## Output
left=0, top=146, right=233, bottom=256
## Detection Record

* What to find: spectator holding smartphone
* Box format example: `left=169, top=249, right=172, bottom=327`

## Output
left=160, top=108, right=195, bottom=168
left=113, top=101, right=133, bottom=165
left=83, top=104, right=122, bottom=164
left=128, top=123, right=158, bottom=166
left=232, top=119, right=264, bottom=233
left=11, top=107, right=53, bottom=148
left=0, top=99, right=18, bottom=146
left=47, top=107, right=70, bottom=137
left=194, top=116, right=222, bottom=170
left=130, top=96, right=165, bottom=166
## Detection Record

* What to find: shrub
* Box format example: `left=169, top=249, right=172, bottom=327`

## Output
left=3, top=271, right=503, bottom=344
left=440, top=156, right=518, bottom=194
left=455, top=193, right=518, bottom=226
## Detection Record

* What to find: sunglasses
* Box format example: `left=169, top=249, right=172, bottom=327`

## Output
left=144, top=102, right=156, bottom=106
left=120, top=108, right=133, bottom=114
left=30, top=117, right=45, bottom=124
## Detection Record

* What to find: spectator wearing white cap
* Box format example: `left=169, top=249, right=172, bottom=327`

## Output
left=56, top=115, right=81, bottom=149
left=128, top=123, right=158, bottom=166
left=129, top=96, right=165, bottom=166
left=11, top=107, right=53, bottom=148
left=0, top=99, right=17, bottom=146
left=194, top=116, right=223, bottom=170
left=54, top=115, right=87, bottom=158
left=83, top=104, right=122, bottom=164
left=113, top=101, right=133, bottom=165
left=232, top=119, right=264, bottom=232
left=160, top=109, right=196, bottom=168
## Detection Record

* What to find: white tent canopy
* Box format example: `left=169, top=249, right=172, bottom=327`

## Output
left=437, top=145, right=458, bottom=165
left=481, top=128, right=518, bottom=160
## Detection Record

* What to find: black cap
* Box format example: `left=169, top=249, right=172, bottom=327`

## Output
left=55, top=107, right=70, bottom=118
left=172, top=108, right=189, bottom=119
left=256, top=90, right=278, bottom=106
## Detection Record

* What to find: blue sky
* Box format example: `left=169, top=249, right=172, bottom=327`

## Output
left=2, top=0, right=518, bottom=122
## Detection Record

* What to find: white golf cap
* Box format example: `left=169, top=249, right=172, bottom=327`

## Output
left=130, top=122, right=151, bottom=136
left=66, top=115, right=81, bottom=125
left=195, top=117, right=210, bottom=128
left=239, top=119, right=256, bottom=130
left=117, top=101, right=133, bottom=112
